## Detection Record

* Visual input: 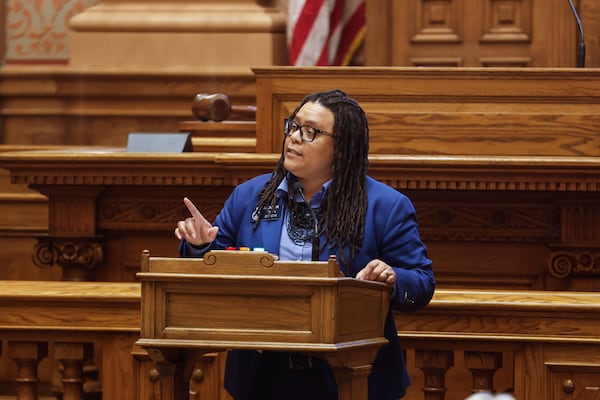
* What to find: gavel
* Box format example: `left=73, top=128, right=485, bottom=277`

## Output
left=192, top=93, right=257, bottom=122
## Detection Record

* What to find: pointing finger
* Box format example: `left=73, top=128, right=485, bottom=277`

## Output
left=183, top=197, right=202, bottom=219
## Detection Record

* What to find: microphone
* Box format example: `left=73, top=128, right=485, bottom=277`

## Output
left=292, top=182, right=320, bottom=261
left=568, top=0, right=586, bottom=67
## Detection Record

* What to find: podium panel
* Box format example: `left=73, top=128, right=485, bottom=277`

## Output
left=136, top=250, right=391, bottom=400
left=138, top=250, right=390, bottom=349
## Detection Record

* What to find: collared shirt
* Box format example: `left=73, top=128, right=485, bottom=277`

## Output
left=276, top=177, right=330, bottom=261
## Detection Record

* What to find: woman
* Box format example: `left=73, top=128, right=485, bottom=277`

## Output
left=175, top=89, right=435, bottom=400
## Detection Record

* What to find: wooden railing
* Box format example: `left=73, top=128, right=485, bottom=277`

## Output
left=0, top=280, right=145, bottom=400
left=398, top=289, right=600, bottom=400
left=2, top=282, right=599, bottom=400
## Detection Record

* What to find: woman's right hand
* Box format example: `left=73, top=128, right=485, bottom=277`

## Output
left=174, top=197, right=219, bottom=246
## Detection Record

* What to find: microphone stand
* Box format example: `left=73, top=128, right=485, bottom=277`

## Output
left=568, top=0, right=586, bottom=67
left=311, top=220, right=320, bottom=262
left=293, top=182, right=321, bottom=261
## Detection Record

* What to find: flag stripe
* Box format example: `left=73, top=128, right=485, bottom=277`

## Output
left=326, top=0, right=345, bottom=65
left=333, top=1, right=365, bottom=65
left=290, top=0, right=327, bottom=65
left=288, top=0, right=365, bottom=66
left=295, top=4, right=331, bottom=65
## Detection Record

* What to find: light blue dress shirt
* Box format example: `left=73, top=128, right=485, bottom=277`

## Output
left=276, top=177, right=330, bottom=261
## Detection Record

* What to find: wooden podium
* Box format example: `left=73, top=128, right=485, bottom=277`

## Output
left=135, top=250, right=391, bottom=400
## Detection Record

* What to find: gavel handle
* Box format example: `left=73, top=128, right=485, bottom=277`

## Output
left=230, top=105, right=257, bottom=120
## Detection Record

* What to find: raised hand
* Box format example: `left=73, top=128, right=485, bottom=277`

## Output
left=174, top=197, right=219, bottom=246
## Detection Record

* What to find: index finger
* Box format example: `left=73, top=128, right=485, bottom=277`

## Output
left=183, top=197, right=202, bottom=219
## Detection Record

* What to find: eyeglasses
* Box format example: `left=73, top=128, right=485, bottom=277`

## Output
left=284, top=119, right=335, bottom=142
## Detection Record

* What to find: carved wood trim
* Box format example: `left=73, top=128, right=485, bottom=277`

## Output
left=418, top=204, right=560, bottom=242
left=34, top=236, right=104, bottom=281
left=2, top=152, right=600, bottom=192
left=411, top=0, right=463, bottom=43
left=548, top=246, right=600, bottom=279
left=481, top=0, right=532, bottom=43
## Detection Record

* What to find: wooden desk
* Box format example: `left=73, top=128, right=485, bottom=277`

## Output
left=0, top=149, right=276, bottom=281
left=0, top=149, right=598, bottom=292
left=253, top=67, right=600, bottom=156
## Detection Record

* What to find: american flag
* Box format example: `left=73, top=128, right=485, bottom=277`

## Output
left=287, top=0, right=366, bottom=66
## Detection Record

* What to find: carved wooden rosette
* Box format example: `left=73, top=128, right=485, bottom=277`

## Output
left=548, top=202, right=600, bottom=280
left=33, top=236, right=104, bottom=281
left=548, top=246, right=600, bottom=279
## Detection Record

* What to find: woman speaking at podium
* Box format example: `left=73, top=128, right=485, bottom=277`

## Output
left=175, top=89, right=435, bottom=400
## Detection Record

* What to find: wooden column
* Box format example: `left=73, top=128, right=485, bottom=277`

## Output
left=54, top=342, right=93, bottom=400
left=68, top=0, right=288, bottom=68
left=145, top=348, right=190, bottom=400
left=325, top=346, right=383, bottom=400
left=8, top=341, right=48, bottom=400
left=464, top=351, right=503, bottom=394
left=31, top=186, right=104, bottom=281
left=415, top=350, right=454, bottom=400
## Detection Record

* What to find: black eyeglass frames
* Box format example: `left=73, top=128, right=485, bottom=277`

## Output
left=283, top=119, right=335, bottom=142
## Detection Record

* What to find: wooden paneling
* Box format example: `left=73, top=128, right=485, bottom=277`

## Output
left=2, top=67, right=600, bottom=289
left=0, top=66, right=256, bottom=279
left=254, top=67, right=600, bottom=156
left=0, top=66, right=256, bottom=148
left=0, top=150, right=599, bottom=293
left=68, top=1, right=288, bottom=68
left=581, top=0, right=600, bottom=67
left=365, top=0, right=594, bottom=67
left=398, top=289, right=600, bottom=400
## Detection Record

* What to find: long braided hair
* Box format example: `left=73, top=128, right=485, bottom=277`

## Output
left=254, top=89, right=369, bottom=262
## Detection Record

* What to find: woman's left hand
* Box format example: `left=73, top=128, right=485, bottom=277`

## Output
left=356, top=259, right=396, bottom=284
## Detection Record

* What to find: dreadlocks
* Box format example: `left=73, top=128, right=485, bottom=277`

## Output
left=253, top=89, right=369, bottom=262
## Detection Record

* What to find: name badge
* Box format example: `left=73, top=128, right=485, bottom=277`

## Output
left=251, top=204, right=282, bottom=222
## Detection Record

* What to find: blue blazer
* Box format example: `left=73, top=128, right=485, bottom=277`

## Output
left=180, top=174, right=435, bottom=400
